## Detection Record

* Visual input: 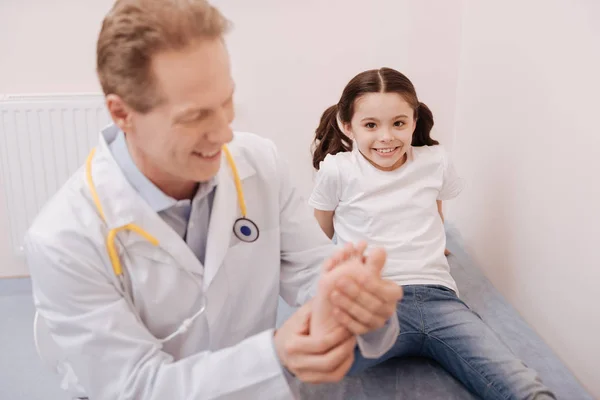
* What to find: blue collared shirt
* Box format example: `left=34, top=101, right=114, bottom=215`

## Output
left=109, top=130, right=216, bottom=265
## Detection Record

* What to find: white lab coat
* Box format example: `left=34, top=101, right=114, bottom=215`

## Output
left=24, top=127, right=399, bottom=400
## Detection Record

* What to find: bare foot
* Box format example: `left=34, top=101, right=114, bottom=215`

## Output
left=321, top=242, right=367, bottom=273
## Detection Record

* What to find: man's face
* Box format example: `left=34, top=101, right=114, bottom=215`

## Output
left=121, top=38, right=235, bottom=186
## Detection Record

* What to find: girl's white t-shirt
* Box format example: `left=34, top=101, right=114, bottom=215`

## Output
left=309, top=145, right=464, bottom=293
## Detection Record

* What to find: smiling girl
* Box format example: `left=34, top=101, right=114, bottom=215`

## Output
left=308, top=68, right=555, bottom=399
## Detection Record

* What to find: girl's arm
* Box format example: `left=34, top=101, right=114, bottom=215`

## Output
left=437, top=200, right=451, bottom=256
left=437, top=200, right=445, bottom=222
left=314, top=209, right=335, bottom=239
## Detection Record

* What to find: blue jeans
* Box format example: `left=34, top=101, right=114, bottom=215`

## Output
left=350, top=285, right=556, bottom=400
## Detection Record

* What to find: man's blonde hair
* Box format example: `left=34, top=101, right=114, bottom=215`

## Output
left=97, top=0, right=230, bottom=113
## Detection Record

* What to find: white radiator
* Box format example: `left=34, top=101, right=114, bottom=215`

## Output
left=0, top=94, right=110, bottom=256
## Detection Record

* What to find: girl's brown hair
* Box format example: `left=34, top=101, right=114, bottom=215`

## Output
left=312, top=68, right=438, bottom=169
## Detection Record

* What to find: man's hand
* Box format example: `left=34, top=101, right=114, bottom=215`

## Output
left=322, top=245, right=403, bottom=335
left=274, top=301, right=356, bottom=383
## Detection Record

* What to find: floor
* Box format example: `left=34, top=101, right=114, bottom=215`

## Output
left=0, top=278, right=67, bottom=399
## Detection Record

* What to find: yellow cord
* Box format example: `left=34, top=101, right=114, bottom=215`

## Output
left=87, top=145, right=244, bottom=277
left=222, top=145, right=247, bottom=217
left=86, top=149, right=159, bottom=277
left=86, top=149, right=105, bottom=221
left=107, top=224, right=158, bottom=276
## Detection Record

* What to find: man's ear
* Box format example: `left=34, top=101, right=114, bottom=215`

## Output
left=106, top=94, right=134, bottom=132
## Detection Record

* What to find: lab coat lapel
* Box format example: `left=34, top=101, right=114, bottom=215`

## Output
left=203, top=150, right=254, bottom=289
left=92, top=130, right=203, bottom=277
left=127, top=203, right=205, bottom=277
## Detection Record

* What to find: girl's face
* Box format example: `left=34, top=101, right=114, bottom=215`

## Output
left=344, top=92, right=416, bottom=171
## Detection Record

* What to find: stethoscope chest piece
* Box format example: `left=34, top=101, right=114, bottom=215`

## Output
left=233, top=218, right=260, bottom=242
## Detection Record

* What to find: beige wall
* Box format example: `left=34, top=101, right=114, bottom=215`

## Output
left=0, top=0, right=114, bottom=276
left=0, top=0, right=114, bottom=93
left=452, top=1, right=600, bottom=396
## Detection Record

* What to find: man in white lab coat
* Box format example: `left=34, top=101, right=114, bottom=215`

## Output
left=24, top=1, right=403, bottom=399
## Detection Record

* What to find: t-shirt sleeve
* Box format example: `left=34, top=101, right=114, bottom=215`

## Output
left=437, top=147, right=464, bottom=201
left=308, top=155, right=341, bottom=211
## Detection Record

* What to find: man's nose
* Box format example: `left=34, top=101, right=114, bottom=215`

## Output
left=213, top=125, right=233, bottom=144
left=207, top=109, right=234, bottom=144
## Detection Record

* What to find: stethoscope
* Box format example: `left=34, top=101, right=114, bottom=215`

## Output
left=85, top=144, right=259, bottom=343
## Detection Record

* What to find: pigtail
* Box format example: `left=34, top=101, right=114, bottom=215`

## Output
left=412, top=102, right=439, bottom=147
left=311, top=104, right=353, bottom=170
